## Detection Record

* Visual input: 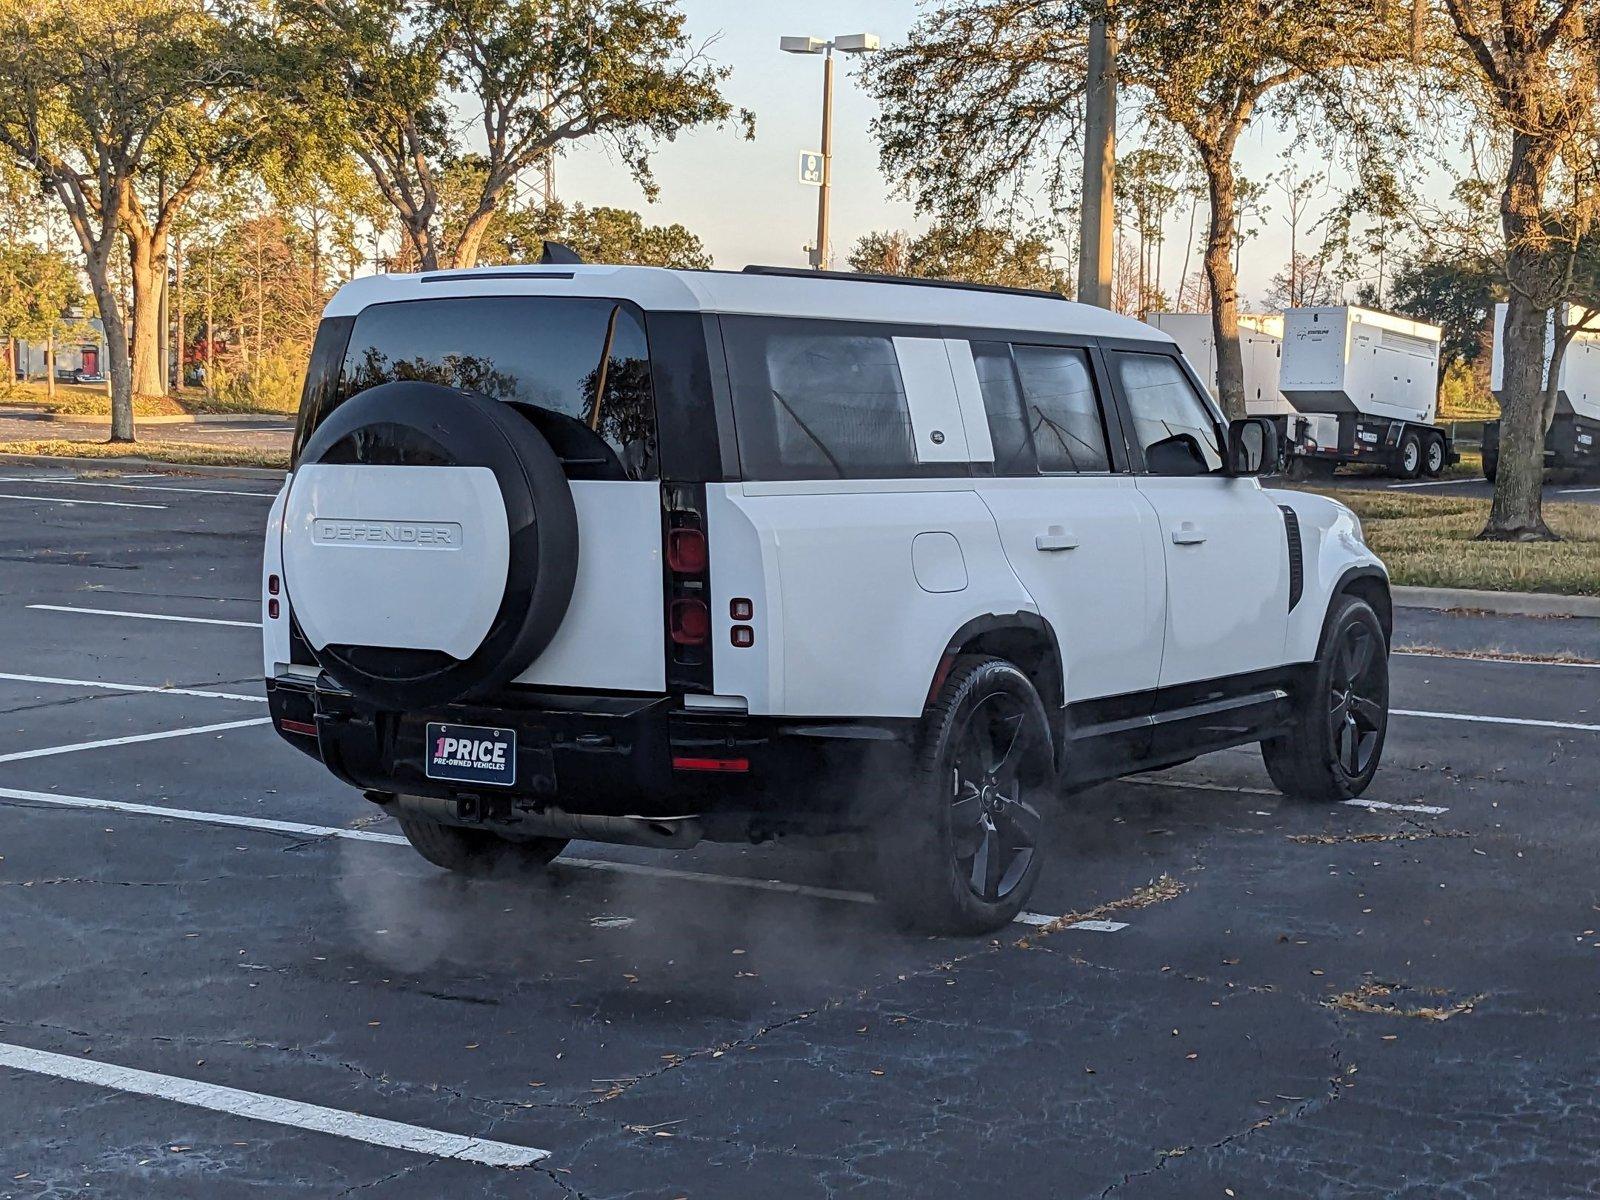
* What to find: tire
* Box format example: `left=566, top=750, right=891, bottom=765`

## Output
left=873, top=655, right=1054, bottom=935
left=1423, top=435, right=1446, bottom=478
left=1261, top=596, right=1389, bottom=802
left=287, top=381, right=579, bottom=710
left=1397, top=431, right=1423, bottom=479
left=1482, top=448, right=1498, bottom=482
left=397, top=811, right=568, bottom=877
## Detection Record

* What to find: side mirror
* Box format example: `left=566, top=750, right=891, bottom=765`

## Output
left=1227, top=417, right=1279, bottom=477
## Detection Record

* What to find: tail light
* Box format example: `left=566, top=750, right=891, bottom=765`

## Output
left=663, top=487, right=714, bottom=691
left=670, top=598, right=709, bottom=645
left=667, top=529, right=708, bottom=574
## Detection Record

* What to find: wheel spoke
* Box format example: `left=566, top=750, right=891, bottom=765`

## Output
left=1350, top=695, right=1385, bottom=731
left=1342, top=718, right=1362, bottom=774
left=1329, top=693, right=1350, bottom=725
left=970, top=826, right=1004, bottom=901
left=1344, top=628, right=1374, bottom=684
left=1000, top=797, right=1042, bottom=847
left=991, top=713, right=1028, bottom=785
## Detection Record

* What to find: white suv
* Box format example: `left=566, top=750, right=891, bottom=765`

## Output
left=263, top=262, right=1391, bottom=934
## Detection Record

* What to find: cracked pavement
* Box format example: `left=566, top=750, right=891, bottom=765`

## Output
left=0, top=465, right=1596, bottom=1198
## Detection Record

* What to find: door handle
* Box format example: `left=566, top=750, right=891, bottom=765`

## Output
left=1170, top=523, right=1207, bottom=546
left=1034, top=528, right=1080, bottom=552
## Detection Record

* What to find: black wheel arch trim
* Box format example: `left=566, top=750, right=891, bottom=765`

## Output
left=1326, top=566, right=1392, bottom=647
left=937, top=611, right=1065, bottom=767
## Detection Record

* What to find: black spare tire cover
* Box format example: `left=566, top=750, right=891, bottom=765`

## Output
left=294, top=380, right=578, bottom=709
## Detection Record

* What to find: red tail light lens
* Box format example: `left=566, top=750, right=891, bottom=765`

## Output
left=268, top=598, right=280, bottom=620
left=670, top=598, right=709, bottom=645
left=672, top=755, right=750, bottom=773
left=267, top=574, right=280, bottom=596
left=667, top=529, right=709, bottom=574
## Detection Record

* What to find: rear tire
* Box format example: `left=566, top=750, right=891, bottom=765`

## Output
left=873, top=655, right=1053, bottom=935
left=397, top=811, right=568, bottom=876
left=1423, top=434, right=1446, bottom=478
left=1482, top=448, right=1498, bottom=482
left=1262, top=596, right=1389, bottom=803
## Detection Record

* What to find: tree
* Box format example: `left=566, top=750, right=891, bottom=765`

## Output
left=0, top=0, right=270, bottom=437
left=1436, top=0, right=1600, bottom=540
left=1388, top=250, right=1505, bottom=367
left=1115, top=146, right=1182, bottom=315
left=848, top=222, right=1071, bottom=293
left=866, top=0, right=1410, bottom=419
left=484, top=199, right=711, bottom=268
left=284, top=0, right=751, bottom=272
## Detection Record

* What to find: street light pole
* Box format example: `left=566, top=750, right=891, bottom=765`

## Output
left=783, top=32, right=879, bottom=270
left=816, top=46, right=833, bottom=270
left=1077, top=17, right=1117, bottom=309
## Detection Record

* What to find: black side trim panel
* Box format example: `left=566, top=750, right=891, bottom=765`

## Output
left=1280, top=505, right=1304, bottom=611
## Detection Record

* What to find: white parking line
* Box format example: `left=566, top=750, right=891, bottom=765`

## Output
left=1392, top=707, right=1600, bottom=733
left=1557, top=486, right=1600, bottom=495
left=0, top=1042, right=548, bottom=1167
left=0, top=672, right=264, bottom=702
left=1127, top=776, right=1450, bottom=815
left=0, top=719, right=271, bottom=764
left=0, top=476, right=277, bottom=499
left=0, top=787, right=1087, bottom=930
left=1387, top=478, right=1477, bottom=489
left=27, top=604, right=261, bottom=629
left=1343, top=797, right=1451, bottom=816
left=0, top=491, right=165, bottom=509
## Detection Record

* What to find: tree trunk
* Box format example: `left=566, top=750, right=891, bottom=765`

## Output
left=127, top=235, right=167, bottom=399
left=1483, top=131, right=1558, bottom=541
left=1201, top=152, right=1246, bottom=420
left=451, top=203, right=499, bottom=269
left=86, top=262, right=134, bottom=442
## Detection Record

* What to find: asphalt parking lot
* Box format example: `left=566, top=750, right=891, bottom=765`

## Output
left=0, top=465, right=1596, bottom=1198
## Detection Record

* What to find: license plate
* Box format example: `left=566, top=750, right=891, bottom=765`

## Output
left=425, top=723, right=515, bottom=787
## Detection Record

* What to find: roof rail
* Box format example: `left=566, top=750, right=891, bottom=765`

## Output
left=741, top=264, right=1069, bottom=302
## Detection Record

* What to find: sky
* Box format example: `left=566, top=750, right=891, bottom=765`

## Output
left=546, top=1, right=1371, bottom=309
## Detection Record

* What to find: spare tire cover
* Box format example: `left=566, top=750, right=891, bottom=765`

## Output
left=282, top=380, right=578, bottom=709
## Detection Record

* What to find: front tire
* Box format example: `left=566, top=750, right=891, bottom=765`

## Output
left=1262, top=596, right=1389, bottom=802
left=1397, top=431, right=1424, bottom=479
left=874, top=655, right=1053, bottom=935
left=397, top=811, right=568, bottom=876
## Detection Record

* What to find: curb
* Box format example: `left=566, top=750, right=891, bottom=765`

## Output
left=3, top=409, right=293, bottom=427
left=1394, top=585, right=1600, bottom=620
left=0, top=452, right=286, bottom=481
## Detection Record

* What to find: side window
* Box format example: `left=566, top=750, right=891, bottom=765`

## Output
left=722, top=317, right=932, bottom=480
left=1110, top=350, right=1224, bottom=476
left=973, top=342, right=1111, bottom=475
left=972, top=342, right=1037, bottom=475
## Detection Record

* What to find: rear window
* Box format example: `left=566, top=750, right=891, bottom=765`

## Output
left=295, top=296, right=657, bottom=480
left=722, top=316, right=956, bottom=481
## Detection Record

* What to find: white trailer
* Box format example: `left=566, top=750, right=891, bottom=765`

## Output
left=1145, top=311, right=1294, bottom=417
left=1278, top=305, right=1455, bottom=478
left=1484, top=302, right=1600, bottom=479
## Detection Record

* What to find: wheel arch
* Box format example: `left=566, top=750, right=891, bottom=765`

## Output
left=934, top=612, right=1065, bottom=767
left=1328, top=566, right=1392, bottom=648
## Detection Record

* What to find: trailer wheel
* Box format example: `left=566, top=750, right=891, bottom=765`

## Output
left=1482, top=447, right=1498, bottom=482
left=1397, top=431, right=1424, bottom=479
left=1423, top=435, right=1446, bottom=478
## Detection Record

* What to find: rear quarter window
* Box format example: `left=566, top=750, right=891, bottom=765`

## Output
left=721, top=316, right=964, bottom=481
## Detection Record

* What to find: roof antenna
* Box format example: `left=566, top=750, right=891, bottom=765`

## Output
left=540, top=241, right=583, bottom=265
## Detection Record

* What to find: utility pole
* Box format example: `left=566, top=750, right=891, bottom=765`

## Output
left=1077, top=17, right=1116, bottom=309
left=816, top=47, right=834, bottom=270
left=782, top=33, right=880, bottom=270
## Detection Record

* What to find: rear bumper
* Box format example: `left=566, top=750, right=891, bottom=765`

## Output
left=266, top=674, right=913, bottom=832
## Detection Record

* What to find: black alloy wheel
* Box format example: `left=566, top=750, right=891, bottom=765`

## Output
left=949, top=691, right=1043, bottom=904
left=1328, top=618, right=1386, bottom=781
left=876, top=655, right=1053, bottom=934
